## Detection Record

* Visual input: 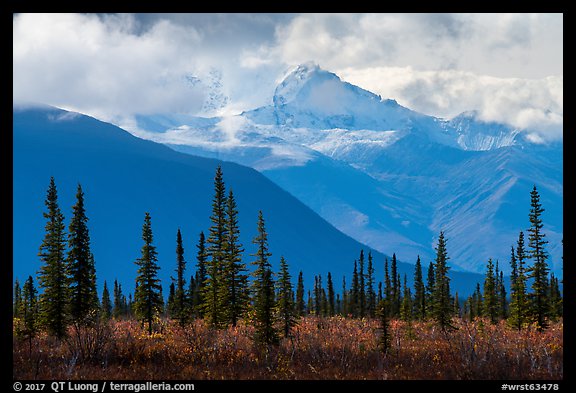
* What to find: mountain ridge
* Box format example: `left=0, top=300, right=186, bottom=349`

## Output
left=13, top=105, right=487, bottom=296
left=67, top=63, right=565, bottom=276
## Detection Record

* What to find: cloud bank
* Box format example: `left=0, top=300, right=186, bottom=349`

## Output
left=13, top=13, right=562, bottom=141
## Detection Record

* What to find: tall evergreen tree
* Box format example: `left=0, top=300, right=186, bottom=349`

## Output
left=101, top=281, right=112, bottom=321
left=321, top=288, right=328, bottom=317
left=351, top=260, right=359, bottom=317
left=295, top=271, right=305, bottom=317
left=67, top=184, right=98, bottom=325
left=314, top=275, right=322, bottom=316
left=112, top=280, right=124, bottom=319
left=473, top=283, right=483, bottom=318
left=202, top=166, right=228, bottom=328
left=277, top=256, right=297, bottom=338
left=526, top=186, right=550, bottom=331
left=548, top=273, right=562, bottom=320
left=341, top=277, right=348, bottom=316
left=171, top=228, right=188, bottom=325
left=413, top=256, right=426, bottom=320
left=425, top=261, right=435, bottom=319
left=377, top=282, right=383, bottom=304
left=431, top=232, right=454, bottom=331
left=377, top=300, right=391, bottom=354
left=13, top=280, right=22, bottom=319
left=366, top=252, right=376, bottom=318
left=167, top=282, right=176, bottom=318
left=358, top=250, right=366, bottom=318
left=38, top=177, right=69, bottom=339
left=498, top=270, right=507, bottom=319
left=390, top=253, right=400, bottom=317
left=384, top=257, right=391, bottom=306
left=193, top=232, right=208, bottom=318
left=453, top=292, right=460, bottom=317
left=134, top=212, right=163, bottom=335
left=251, top=211, right=278, bottom=346
left=400, top=274, right=412, bottom=322
left=327, top=272, right=335, bottom=317
left=18, top=276, right=39, bottom=345
left=222, top=190, right=249, bottom=327
left=509, top=233, right=529, bottom=330
left=483, top=258, right=498, bottom=324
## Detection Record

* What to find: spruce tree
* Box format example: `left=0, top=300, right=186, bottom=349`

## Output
left=358, top=250, right=366, bottom=318
left=113, top=280, right=124, bottom=319
left=101, top=281, right=112, bottom=321
left=498, top=270, right=507, bottom=319
left=67, top=184, right=98, bottom=325
left=13, top=280, right=22, bottom=319
left=134, top=212, right=163, bottom=335
left=341, top=277, right=348, bottom=316
left=251, top=211, right=278, bottom=346
left=377, top=282, right=383, bottom=304
left=18, top=276, right=39, bottom=346
left=366, top=252, right=376, bottom=318
left=526, top=186, right=550, bottom=331
left=483, top=258, right=498, bottom=324
left=193, top=231, right=208, bottom=318
left=548, top=273, right=562, bottom=320
left=38, top=177, right=69, bottom=339
left=390, top=253, right=399, bottom=317
left=413, top=256, right=426, bottom=320
left=377, top=300, right=391, bottom=354
left=425, top=261, right=435, bottom=319
left=321, top=288, right=328, bottom=317
left=167, top=282, right=176, bottom=318
left=202, top=166, right=228, bottom=328
left=431, top=232, right=454, bottom=331
left=173, top=228, right=188, bottom=325
left=384, top=257, right=391, bottom=306
left=509, top=233, right=529, bottom=330
left=295, top=271, right=305, bottom=317
left=351, top=260, right=359, bottom=317
left=221, top=190, right=249, bottom=327
left=474, top=282, right=483, bottom=318
left=277, top=256, right=296, bottom=338
left=327, top=272, right=335, bottom=317
left=453, top=292, right=460, bottom=317
left=400, top=274, right=412, bottom=322
left=314, top=275, right=322, bottom=316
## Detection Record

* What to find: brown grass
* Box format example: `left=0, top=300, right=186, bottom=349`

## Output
left=13, top=317, right=563, bottom=380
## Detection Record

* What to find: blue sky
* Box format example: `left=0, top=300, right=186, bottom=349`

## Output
left=13, top=13, right=563, bottom=141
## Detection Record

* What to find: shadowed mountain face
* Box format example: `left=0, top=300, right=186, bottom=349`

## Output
left=130, top=64, right=563, bottom=275
left=14, top=105, right=485, bottom=296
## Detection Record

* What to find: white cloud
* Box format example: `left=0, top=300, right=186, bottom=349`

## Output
left=13, top=13, right=206, bottom=119
left=268, top=13, right=562, bottom=79
left=13, top=13, right=562, bottom=139
left=338, top=67, right=563, bottom=142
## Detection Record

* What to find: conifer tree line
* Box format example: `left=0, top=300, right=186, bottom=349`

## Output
left=14, top=174, right=562, bottom=345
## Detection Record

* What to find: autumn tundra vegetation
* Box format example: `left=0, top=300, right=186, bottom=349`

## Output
left=13, top=167, right=562, bottom=380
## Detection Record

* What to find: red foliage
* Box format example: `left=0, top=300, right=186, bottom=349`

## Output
left=13, top=317, right=562, bottom=380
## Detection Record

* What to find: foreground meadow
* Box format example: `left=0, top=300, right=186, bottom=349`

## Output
left=13, top=316, right=562, bottom=380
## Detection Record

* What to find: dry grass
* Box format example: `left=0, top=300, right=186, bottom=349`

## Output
left=13, top=317, right=562, bottom=380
